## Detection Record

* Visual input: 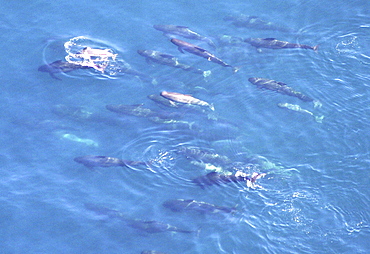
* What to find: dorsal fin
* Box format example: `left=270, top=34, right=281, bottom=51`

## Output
left=194, top=46, right=207, bottom=52
left=276, top=81, right=287, bottom=86
left=159, top=53, right=175, bottom=58
left=206, top=171, right=219, bottom=176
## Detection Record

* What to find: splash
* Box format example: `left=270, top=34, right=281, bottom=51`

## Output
left=335, top=35, right=359, bottom=55
left=63, top=36, right=131, bottom=76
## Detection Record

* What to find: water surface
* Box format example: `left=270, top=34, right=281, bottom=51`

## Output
left=1, top=0, right=369, bottom=253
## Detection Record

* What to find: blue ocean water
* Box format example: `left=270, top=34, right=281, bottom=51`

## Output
left=1, top=0, right=369, bottom=253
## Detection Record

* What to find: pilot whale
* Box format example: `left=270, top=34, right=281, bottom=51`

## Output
left=278, top=103, right=324, bottom=123
left=171, top=38, right=239, bottom=73
left=38, top=60, right=89, bottom=80
left=85, top=203, right=197, bottom=234
left=106, top=103, right=181, bottom=122
left=137, top=49, right=211, bottom=77
left=163, top=199, right=237, bottom=214
left=176, top=146, right=231, bottom=165
left=248, top=77, right=314, bottom=102
left=154, top=24, right=215, bottom=48
left=192, top=171, right=265, bottom=189
left=160, top=91, right=214, bottom=111
left=244, top=38, right=318, bottom=52
left=74, top=155, right=146, bottom=169
left=224, top=14, right=293, bottom=32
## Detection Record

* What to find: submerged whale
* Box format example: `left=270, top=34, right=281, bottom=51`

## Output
left=215, top=34, right=245, bottom=47
left=163, top=199, right=237, bottom=214
left=106, top=103, right=181, bottom=122
left=224, top=14, right=293, bottom=32
left=106, top=104, right=157, bottom=118
left=248, top=77, right=314, bottom=102
left=38, top=60, right=89, bottom=80
left=176, top=146, right=231, bottom=166
left=192, top=171, right=265, bottom=189
left=170, top=38, right=239, bottom=73
left=244, top=38, right=318, bottom=52
left=52, top=104, right=95, bottom=121
left=278, top=103, right=324, bottom=123
left=137, top=49, right=211, bottom=77
left=85, top=203, right=197, bottom=234
left=125, top=219, right=196, bottom=234
left=153, top=24, right=215, bottom=48
left=74, top=155, right=146, bottom=169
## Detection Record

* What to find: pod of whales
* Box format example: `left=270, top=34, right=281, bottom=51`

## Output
left=40, top=13, right=326, bottom=247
